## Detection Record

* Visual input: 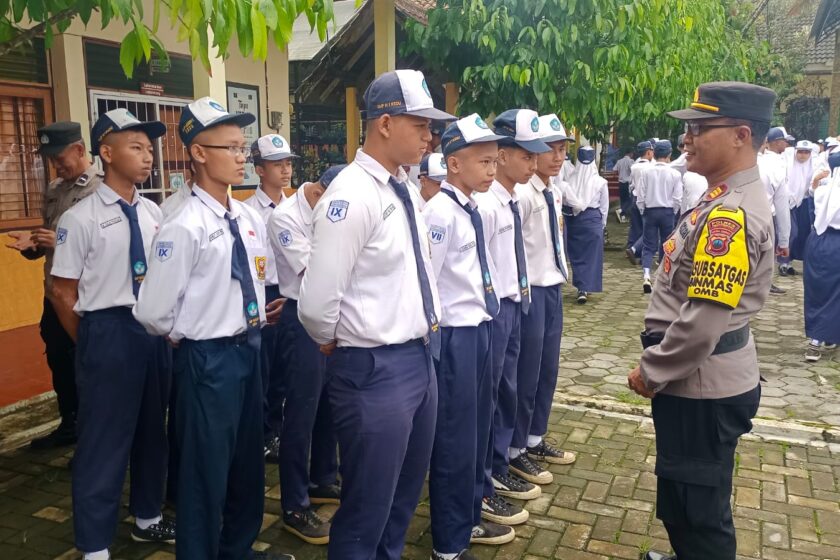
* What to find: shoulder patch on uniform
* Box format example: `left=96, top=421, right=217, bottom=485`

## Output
left=56, top=227, right=67, bottom=245
left=156, top=241, right=173, bottom=262
left=429, top=225, right=446, bottom=244
left=702, top=184, right=728, bottom=202
left=663, top=237, right=676, bottom=255
left=327, top=200, right=349, bottom=222
left=687, top=206, right=750, bottom=310
left=278, top=229, right=293, bottom=247
left=254, top=256, right=266, bottom=281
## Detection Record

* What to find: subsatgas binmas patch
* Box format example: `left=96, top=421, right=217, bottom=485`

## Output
left=687, top=206, right=750, bottom=309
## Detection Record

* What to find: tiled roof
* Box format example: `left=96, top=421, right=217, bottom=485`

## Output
left=757, top=0, right=833, bottom=67
left=395, top=0, right=435, bottom=23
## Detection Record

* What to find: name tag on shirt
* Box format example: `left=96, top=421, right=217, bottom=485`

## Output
left=499, top=225, right=512, bottom=234
left=459, top=241, right=476, bottom=253
left=209, top=229, right=224, bottom=242
left=383, top=203, right=396, bottom=220
left=100, top=216, right=122, bottom=229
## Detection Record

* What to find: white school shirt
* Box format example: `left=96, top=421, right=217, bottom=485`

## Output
left=160, top=183, right=192, bottom=218
left=629, top=158, right=650, bottom=195
left=680, top=172, right=708, bottom=215
left=298, top=149, right=441, bottom=347
left=423, top=182, right=494, bottom=327
left=132, top=184, right=269, bottom=341
left=474, top=180, right=528, bottom=302
left=267, top=184, right=314, bottom=301
left=758, top=150, right=791, bottom=248
left=636, top=162, right=682, bottom=212
left=243, top=186, right=284, bottom=287
left=51, top=183, right=162, bottom=314
left=614, top=155, right=634, bottom=183
left=515, top=174, right=568, bottom=287
left=814, top=171, right=840, bottom=234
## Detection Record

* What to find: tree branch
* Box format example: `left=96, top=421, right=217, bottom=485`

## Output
left=0, top=7, right=79, bottom=57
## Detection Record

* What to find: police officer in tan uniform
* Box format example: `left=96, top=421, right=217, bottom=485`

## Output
left=5, top=122, right=103, bottom=449
left=627, top=82, right=777, bottom=560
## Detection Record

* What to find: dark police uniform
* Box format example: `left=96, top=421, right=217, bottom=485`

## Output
left=637, top=82, right=776, bottom=560
left=22, top=122, right=102, bottom=446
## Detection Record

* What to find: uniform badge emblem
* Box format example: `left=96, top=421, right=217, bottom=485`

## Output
left=550, top=117, right=562, bottom=131
left=663, top=238, right=676, bottom=255
left=530, top=117, right=539, bottom=132
left=327, top=200, right=349, bottom=222
left=663, top=256, right=672, bottom=274
left=475, top=116, right=489, bottom=129
left=56, top=228, right=67, bottom=245
left=209, top=101, right=226, bottom=112
left=133, top=261, right=146, bottom=275
left=429, top=225, right=446, bottom=244
left=690, top=209, right=699, bottom=225
left=421, top=79, right=432, bottom=98
left=272, top=136, right=284, bottom=148
left=156, top=241, right=173, bottom=262
left=254, top=256, right=267, bottom=280
left=278, top=230, right=292, bottom=247
left=40, top=134, right=50, bottom=144
left=247, top=301, right=259, bottom=317
left=704, top=217, right=741, bottom=257
left=703, top=184, right=728, bottom=202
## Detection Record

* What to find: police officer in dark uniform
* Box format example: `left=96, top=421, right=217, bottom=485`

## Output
left=6, top=122, right=103, bottom=449
left=627, top=82, right=777, bottom=560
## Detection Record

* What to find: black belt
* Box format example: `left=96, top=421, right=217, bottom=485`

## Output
left=186, top=333, right=250, bottom=346
left=640, top=323, right=750, bottom=355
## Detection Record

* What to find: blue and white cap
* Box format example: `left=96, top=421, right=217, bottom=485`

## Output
left=319, top=164, right=347, bottom=189
left=536, top=113, right=574, bottom=143
left=653, top=140, right=673, bottom=158
left=492, top=109, right=550, bottom=153
left=363, top=70, right=456, bottom=121
left=251, top=134, right=296, bottom=162
left=91, top=108, right=166, bottom=155
left=795, top=140, right=815, bottom=152
left=440, top=113, right=504, bottom=157
left=766, top=127, right=787, bottom=142
left=420, top=153, right=447, bottom=181
left=577, top=146, right=596, bottom=164
left=179, top=97, right=256, bottom=145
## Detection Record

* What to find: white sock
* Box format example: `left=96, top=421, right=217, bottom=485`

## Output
left=811, top=339, right=821, bottom=346
left=83, top=550, right=109, bottom=560
left=509, top=447, right=522, bottom=459
left=643, top=268, right=651, bottom=280
left=434, top=552, right=459, bottom=560
left=527, top=434, right=542, bottom=448
left=135, top=514, right=162, bottom=530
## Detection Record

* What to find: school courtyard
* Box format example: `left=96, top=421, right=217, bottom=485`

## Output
left=0, top=218, right=839, bottom=560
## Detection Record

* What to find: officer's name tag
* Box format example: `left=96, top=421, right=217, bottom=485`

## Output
left=499, top=225, right=512, bottom=234
left=100, top=217, right=122, bottom=229
left=687, top=206, right=749, bottom=309
left=209, top=229, right=224, bottom=242
left=459, top=241, right=476, bottom=253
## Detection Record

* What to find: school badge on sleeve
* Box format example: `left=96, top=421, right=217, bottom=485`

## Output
left=327, top=200, right=349, bottom=222
left=254, top=256, right=267, bottom=281
left=156, top=241, right=173, bottom=262
left=687, top=206, right=750, bottom=309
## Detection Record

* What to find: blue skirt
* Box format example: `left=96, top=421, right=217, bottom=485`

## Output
left=804, top=227, right=840, bottom=344
left=789, top=200, right=814, bottom=262
left=564, top=207, right=604, bottom=292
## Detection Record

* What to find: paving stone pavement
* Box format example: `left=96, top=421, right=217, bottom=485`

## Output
left=2, top=215, right=840, bottom=559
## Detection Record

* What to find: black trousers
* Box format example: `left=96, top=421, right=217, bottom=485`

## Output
left=652, top=385, right=760, bottom=560
left=39, top=298, right=77, bottom=425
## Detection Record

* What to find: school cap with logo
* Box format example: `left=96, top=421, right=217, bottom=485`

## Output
left=90, top=109, right=166, bottom=156
left=38, top=122, right=83, bottom=156
left=668, top=81, right=776, bottom=123
left=577, top=146, right=596, bottom=164
left=653, top=140, right=673, bottom=158
left=795, top=140, right=815, bottom=152
left=319, top=164, right=347, bottom=189
left=440, top=113, right=504, bottom=157
left=362, top=69, right=456, bottom=121
left=492, top=109, right=550, bottom=153
left=178, top=97, right=256, bottom=145
left=636, top=141, right=653, bottom=153
left=251, top=134, right=296, bottom=163
left=419, top=153, right=447, bottom=181
left=536, top=114, right=574, bottom=143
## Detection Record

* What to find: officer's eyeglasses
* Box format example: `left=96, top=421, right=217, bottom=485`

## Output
left=198, top=144, right=251, bottom=157
left=684, top=122, right=743, bottom=136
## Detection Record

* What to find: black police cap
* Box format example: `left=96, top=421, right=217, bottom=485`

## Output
left=38, top=122, right=83, bottom=156
left=668, top=81, right=776, bottom=123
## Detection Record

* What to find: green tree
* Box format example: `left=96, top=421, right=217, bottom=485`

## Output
left=404, top=0, right=775, bottom=142
left=0, top=0, right=342, bottom=77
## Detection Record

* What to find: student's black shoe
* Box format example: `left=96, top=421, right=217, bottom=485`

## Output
left=769, top=284, right=786, bottom=295
left=251, top=552, right=295, bottom=560
left=30, top=423, right=76, bottom=450
left=576, top=291, right=588, bottom=304
left=431, top=551, right=478, bottom=560
left=283, top=508, right=330, bottom=545
left=625, top=247, right=638, bottom=265
left=644, top=552, right=676, bottom=560
left=309, top=483, right=341, bottom=505
left=643, top=279, right=652, bottom=294
left=481, top=494, right=528, bottom=525
left=527, top=440, right=577, bottom=465
left=264, top=436, right=281, bottom=464
left=470, top=521, right=515, bottom=544
left=130, top=515, right=176, bottom=544
left=492, top=471, right=541, bottom=500
left=509, top=454, right=552, bottom=484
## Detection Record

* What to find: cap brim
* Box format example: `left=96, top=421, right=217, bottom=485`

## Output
left=404, top=107, right=458, bottom=121
left=261, top=153, right=298, bottom=161
left=471, top=133, right=506, bottom=143
left=125, top=121, right=167, bottom=141
left=207, top=112, right=257, bottom=131
left=514, top=138, right=551, bottom=153
left=667, top=108, right=720, bottom=121
left=38, top=144, right=68, bottom=156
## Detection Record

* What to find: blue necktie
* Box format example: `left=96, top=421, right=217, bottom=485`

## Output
left=225, top=213, right=262, bottom=351
left=441, top=189, right=500, bottom=317
left=117, top=199, right=147, bottom=298
left=389, top=178, right=441, bottom=360
left=509, top=200, right=530, bottom=315
left=542, top=189, right=567, bottom=279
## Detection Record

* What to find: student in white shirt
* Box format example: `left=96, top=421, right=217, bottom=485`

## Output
left=416, top=152, right=447, bottom=208
left=757, top=144, right=790, bottom=295
left=614, top=148, right=635, bottom=221
left=267, top=165, right=346, bottom=544
left=297, top=69, right=455, bottom=560
left=50, top=109, right=174, bottom=560
left=244, top=134, right=294, bottom=459
left=132, top=98, right=291, bottom=560
left=563, top=145, right=609, bottom=302
left=625, top=141, right=654, bottom=263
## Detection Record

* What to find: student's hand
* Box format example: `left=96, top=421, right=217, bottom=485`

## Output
left=30, top=228, right=56, bottom=249
left=5, top=231, right=36, bottom=252
left=776, top=246, right=790, bottom=258
left=265, top=298, right=286, bottom=325
left=320, top=341, right=337, bottom=356
left=166, top=336, right=180, bottom=349
left=627, top=366, right=654, bottom=399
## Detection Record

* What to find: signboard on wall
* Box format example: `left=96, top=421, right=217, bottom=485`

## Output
left=227, top=83, right=261, bottom=188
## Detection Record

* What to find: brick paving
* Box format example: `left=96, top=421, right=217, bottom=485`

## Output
left=1, top=215, right=840, bottom=559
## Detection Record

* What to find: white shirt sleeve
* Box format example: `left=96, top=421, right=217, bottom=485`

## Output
left=422, top=204, right=451, bottom=280
left=599, top=182, right=609, bottom=227
left=268, top=210, right=309, bottom=277
left=672, top=173, right=684, bottom=213
left=298, top=189, right=376, bottom=345
left=132, top=220, right=199, bottom=337
left=50, top=210, right=90, bottom=280
left=773, top=175, right=791, bottom=248
left=636, top=172, right=647, bottom=212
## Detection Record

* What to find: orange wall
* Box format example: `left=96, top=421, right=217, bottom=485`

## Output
left=0, top=242, right=45, bottom=330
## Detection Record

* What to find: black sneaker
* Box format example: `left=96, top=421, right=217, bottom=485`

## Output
left=481, top=494, right=528, bottom=526
left=264, top=436, right=280, bottom=464
left=509, top=454, right=552, bottom=485
left=527, top=440, right=577, bottom=465
left=625, top=247, right=638, bottom=265
left=805, top=343, right=822, bottom=363
left=431, top=551, right=478, bottom=560
left=778, top=265, right=789, bottom=277
left=643, top=279, right=652, bottom=294
left=470, top=521, right=515, bottom=545
left=769, top=284, right=786, bottom=295
left=131, top=515, right=176, bottom=544
left=492, top=472, right=541, bottom=500
left=576, top=291, right=587, bottom=304
left=283, top=508, right=330, bottom=545
left=30, top=423, right=76, bottom=450
left=252, top=552, right=295, bottom=560
left=309, top=483, right=341, bottom=505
